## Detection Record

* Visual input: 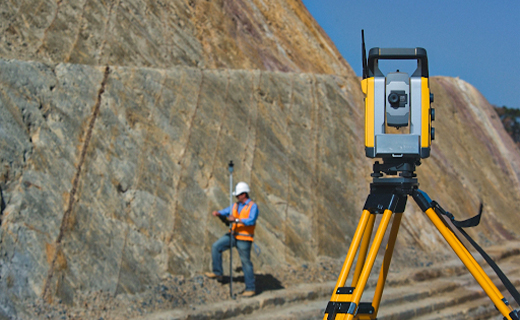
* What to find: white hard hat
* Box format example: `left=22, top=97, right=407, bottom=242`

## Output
left=233, top=182, right=250, bottom=196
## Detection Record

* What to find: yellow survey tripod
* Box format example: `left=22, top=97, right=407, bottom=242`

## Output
left=323, top=159, right=520, bottom=320
left=324, top=31, right=520, bottom=320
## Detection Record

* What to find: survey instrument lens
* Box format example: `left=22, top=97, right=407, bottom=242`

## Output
left=388, top=91, right=407, bottom=109
left=388, top=92, right=400, bottom=106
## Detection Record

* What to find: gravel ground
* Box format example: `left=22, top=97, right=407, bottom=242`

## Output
left=22, top=256, right=344, bottom=320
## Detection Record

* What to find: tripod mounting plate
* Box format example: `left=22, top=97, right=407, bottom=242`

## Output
left=372, top=158, right=420, bottom=179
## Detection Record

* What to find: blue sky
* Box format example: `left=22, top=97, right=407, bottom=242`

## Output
left=301, top=1, right=520, bottom=109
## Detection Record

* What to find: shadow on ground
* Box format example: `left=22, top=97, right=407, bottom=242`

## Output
left=219, top=269, right=284, bottom=294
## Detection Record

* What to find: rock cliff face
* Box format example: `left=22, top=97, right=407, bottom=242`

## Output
left=1, top=0, right=520, bottom=318
left=0, top=0, right=350, bottom=74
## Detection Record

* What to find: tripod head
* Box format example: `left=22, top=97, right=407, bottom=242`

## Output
left=369, top=158, right=420, bottom=207
left=361, top=30, right=435, bottom=161
left=371, top=158, right=420, bottom=180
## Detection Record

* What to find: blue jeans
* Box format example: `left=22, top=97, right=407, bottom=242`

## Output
left=211, top=233, right=255, bottom=292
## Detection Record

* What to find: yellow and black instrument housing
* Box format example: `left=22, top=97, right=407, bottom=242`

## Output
left=361, top=47, right=434, bottom=159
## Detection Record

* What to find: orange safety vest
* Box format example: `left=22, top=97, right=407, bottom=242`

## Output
left=231, top=201, right=256, bottom=242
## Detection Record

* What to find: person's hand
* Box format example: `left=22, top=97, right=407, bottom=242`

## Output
left=212, top=211, right=220, bottom=217
left=227, top=217, right=239, bottom=223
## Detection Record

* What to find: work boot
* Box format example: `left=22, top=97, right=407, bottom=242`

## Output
left=204, top=272, right=223, bottom=281
left=241, top=290, right=255, bottom=298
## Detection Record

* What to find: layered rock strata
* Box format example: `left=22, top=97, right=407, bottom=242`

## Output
left=0, top=0, right=350, bottom=74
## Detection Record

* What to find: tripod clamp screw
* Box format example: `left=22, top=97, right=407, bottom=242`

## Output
left=508, top=309, right=520, bottom=320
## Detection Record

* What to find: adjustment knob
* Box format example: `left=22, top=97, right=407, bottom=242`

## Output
left=431, top=108, right=435, bottom=121
left=431, top=127, right=435, bottom=140
left=430, top=93, right=434, bottom=103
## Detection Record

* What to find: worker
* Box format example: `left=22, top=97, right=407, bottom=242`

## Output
left=205, top=182, right=258, bottom=298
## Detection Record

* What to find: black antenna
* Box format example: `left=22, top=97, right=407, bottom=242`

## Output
left=362, top=29, right=368, bottom=79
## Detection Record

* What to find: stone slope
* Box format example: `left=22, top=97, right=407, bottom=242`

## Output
left=1, top=0, right=520, bottom=319
left=0, top=59, right=368, bottom=318
left=0, top=0, right=351, bottom=75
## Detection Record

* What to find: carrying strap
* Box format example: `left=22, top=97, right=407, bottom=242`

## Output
left=431, top=201, right=520, bottom=307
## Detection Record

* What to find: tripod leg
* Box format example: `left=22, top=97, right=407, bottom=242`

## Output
left=344, top=208, right=394, bottom=320
left=352, top=213, right=377, bottom=287
left=324, top=210, right=372, bottom=320
left=332, top=210, right=372, bottom=296
left=372, top=212, right=402, bottom=316
left=418, top=204, right=515, bottom=318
